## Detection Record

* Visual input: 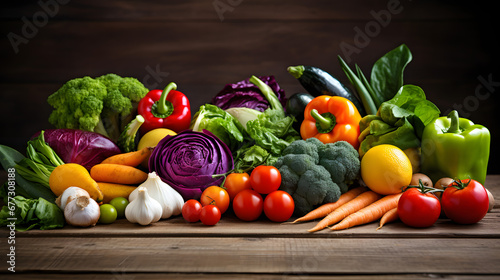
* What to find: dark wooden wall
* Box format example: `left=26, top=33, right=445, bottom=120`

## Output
left=1, top=0, right=498, bottom=173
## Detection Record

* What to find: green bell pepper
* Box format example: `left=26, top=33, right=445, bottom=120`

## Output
left=421, top=110, right=490, bottom=185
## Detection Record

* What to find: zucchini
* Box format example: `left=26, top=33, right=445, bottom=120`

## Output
left=287, top=65, right=366, bottom=115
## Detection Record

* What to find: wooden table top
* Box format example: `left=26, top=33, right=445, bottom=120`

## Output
left=1, top=175, right=500, bottom=279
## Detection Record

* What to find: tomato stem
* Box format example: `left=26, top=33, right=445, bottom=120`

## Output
left=447, top=178, right=472, bottom=190
left=402, top=179, right=444, bottom=194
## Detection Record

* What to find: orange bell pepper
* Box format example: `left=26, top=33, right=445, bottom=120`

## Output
left=300, top=95, right=362, bottom=149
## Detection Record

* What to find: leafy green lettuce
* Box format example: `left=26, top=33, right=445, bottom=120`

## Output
left=190, top=104, right=248, bottom=152
left=191, top=76, right=300, bottom=172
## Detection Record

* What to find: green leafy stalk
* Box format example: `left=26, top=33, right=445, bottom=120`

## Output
left=0, top=145, right=56, bottom=201
left=249, top=75, right=284, bottom=113
left=338, top=56, right=378, bottom=115
left=355, top=64, right=382, bottom=108
left=15, top=159, right=54, bottom=188
left=28, top=131, right=65, bottom=166
left=117, top=115, right=145, bottom=153
left=11, top=130, right=65, bottom=189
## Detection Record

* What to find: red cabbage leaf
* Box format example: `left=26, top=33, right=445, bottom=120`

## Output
left=211, top=75, right=287, bottom=112
left=33, top=129, right=121, bottom=170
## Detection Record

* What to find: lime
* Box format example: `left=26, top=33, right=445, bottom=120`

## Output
left=98, top=204, right=117, bottom=224
left=109, top=197, right=129, bottom=219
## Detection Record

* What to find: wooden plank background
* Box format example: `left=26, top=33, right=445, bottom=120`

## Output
left=1, top=0, right=498, bottom=173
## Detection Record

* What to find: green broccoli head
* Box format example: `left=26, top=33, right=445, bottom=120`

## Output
left=295, top=165, right=341, bottom=215
left=47, top=76, right=106, bottom=131
left=47, top=74, right=150, bottom=143
left=274, top=138, right=361, bottom=216
left=318, top=141, right=361, bottom=193
left=280, top=137, right=323, bottom=164
left=96, top=73, right=149, bottom=102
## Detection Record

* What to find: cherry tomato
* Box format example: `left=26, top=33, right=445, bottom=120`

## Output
left=224, top=172, right=252, bottom=200
left=441, top=179, right=489, bottom=224
left=263, top=190, right=295, bottom=222
left=398, top=187, right=441, bottom=228
left=182, top=199, right=202, bottom=223
left=232, top=189, right=263, bottom=221
left=199, top=205, right=221, bottom=226
left=200, top=185, right=230, bottom=214
left=250, top=165, right=281, bottom=194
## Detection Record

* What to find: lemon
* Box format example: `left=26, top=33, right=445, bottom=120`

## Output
left=361, top=144, right=413, bottom=195
left=138, top=128, right=177, bottom=150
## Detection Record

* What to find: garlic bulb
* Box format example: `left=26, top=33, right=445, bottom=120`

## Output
left=125, top=186, right=162, bottom=226
left=64, top=195, right=100, bottom=227
left=56, top=186, right=91, bottom=211
left=129, top=172, right=184, bottom=219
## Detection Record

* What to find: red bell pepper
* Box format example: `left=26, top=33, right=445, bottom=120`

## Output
left=137, top=82, right=191, bottom=135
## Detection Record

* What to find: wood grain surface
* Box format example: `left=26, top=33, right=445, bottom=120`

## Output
left=0, top=175, right=499, bottom=279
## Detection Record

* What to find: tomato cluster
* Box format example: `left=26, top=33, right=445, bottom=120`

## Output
left=181, top=166, right=295, bottom=225
left=398, top=178, right=489, bottom=228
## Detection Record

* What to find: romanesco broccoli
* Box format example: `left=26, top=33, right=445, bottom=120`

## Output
left=274, top=137, right=361, bottom=216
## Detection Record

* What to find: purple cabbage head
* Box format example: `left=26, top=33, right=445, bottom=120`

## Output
left=149, top=129, right=234, bottom=200
left=33, top=129, right=121, bottom=170
left=211, top=75, right=287, bottom=112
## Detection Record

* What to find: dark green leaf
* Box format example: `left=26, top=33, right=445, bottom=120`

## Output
left=370, top=44, right=413, bottom=103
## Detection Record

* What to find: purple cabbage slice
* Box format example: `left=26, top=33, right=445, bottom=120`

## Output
left=149, top=129, right=234, bottom=200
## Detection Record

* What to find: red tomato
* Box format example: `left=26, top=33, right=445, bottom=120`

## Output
left=199, top=205, right=221, bottom=226
left=232, top=189, right=263, bottom=221
left=224, top=172, right=252, bottom=200
left=441, top=179, right=489, bottom=224
left=397, top=187, right=441, bottom=228
left=250, top=165, right=281, bottom=194
left=263, top=190, right=295, bottom=222
left=181, top=199, right=202, bottom=223
left=200, top=186, right=230, bottom=214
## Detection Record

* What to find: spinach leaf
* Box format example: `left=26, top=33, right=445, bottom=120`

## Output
left=370, top=44, right=413, bottom=107
left=0, top=196, right=64, bottom=231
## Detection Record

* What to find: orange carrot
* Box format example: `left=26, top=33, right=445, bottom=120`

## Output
left=292, top=186, right=367, bottom=224
left=376, top=207, right=399, bottom=230
left=100, top=147, right=153, bottom=167
left=308, top=190, right=381, bottom=232
left=330, top=193, right=403, bottom=231
left=90, top=163, right=148, bottom=185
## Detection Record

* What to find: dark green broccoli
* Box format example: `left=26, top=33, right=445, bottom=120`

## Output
left=274, top=137, right=361, bottom=216
left=318, top=141, right=361, bottom=193
left=47, top=74, right=149, bottom=144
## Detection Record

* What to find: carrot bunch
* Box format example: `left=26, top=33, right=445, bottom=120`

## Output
left=291, top=186, right=402, bottom=232
left=90, top=147, right=152, bottom=203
